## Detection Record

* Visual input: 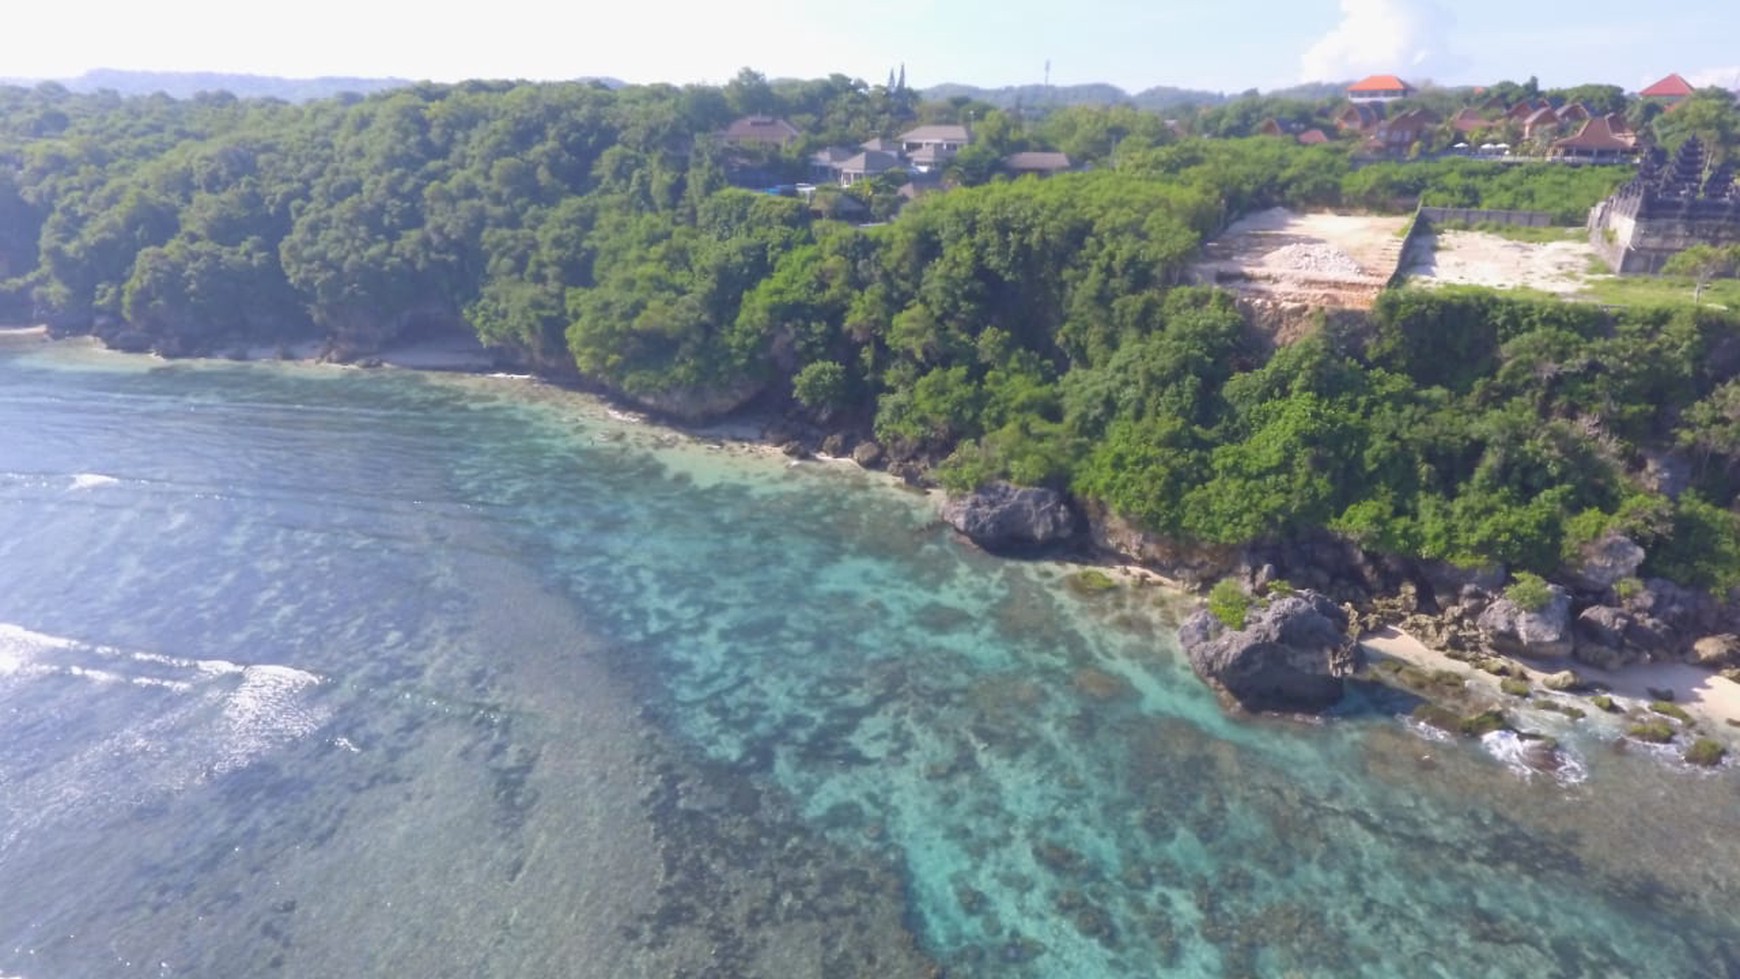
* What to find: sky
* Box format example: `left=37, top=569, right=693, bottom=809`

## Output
left=4, top=0, right=1738, bottom=95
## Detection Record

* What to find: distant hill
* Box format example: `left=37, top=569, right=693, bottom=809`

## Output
left=48, top=69, right=417, bottom=101
left=0, top=70, right=632, bottom=102
left=921, top=81, right=1355, bottom=113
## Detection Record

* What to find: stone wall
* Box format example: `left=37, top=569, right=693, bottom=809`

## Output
left=1418, top=206, right=1555, bottom=228
left=1622, top=199, right=1740, bottom=274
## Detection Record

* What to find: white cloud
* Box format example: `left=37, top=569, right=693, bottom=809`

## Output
left=1300, top=0, right=1461, bottom=83
left=1685, top=66, right=1740, bottom=91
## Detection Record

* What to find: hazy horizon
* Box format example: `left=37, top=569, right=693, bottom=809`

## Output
left=3, top=0, right=1737, bottom=96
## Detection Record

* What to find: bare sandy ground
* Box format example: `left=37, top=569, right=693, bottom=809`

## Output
left=1194, top=208, right=1410, bottom=309
left=1362, top=625, right=1740, bottom=731
left=1405, top=230, right=1600, bottom=295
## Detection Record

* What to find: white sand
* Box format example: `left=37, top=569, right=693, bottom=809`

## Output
left=1361, top=624, right=1740, bottom=731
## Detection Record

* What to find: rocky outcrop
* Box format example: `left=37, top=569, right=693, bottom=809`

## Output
left=1632, top=578, right=1720, bottom=636
left=1542, top=669, right=1582, bottom=692
left=1690, top=634, right=1740, bottom=669
left=851, top=440, right=884, bottom=468
left=941, top=483, right=1081, bottom=553
left=1572, top=606, right=1645, bottom=670
left=1640, top=450, right=1693, bottom=500
left=1418, top=560, right=1506, bottom=608
left=1476, top=585, right=1574, bottom=659
left=1563, top=533, right=1645, bottom=593
left=1177, top=591, right=1362, bottom=713
left=1084, top=505, right=1241, bottom=588
left=622, top=379, right=769, bottom=423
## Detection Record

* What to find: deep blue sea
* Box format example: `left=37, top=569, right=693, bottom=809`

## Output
left=2, top=335, right=1739, bottom=978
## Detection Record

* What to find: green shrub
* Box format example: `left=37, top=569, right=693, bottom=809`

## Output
left=1650, top=701, right=1693, bottom=723
left=1627, top=720, right=1676, bottom=744
left=1207, top=578, right=1253, bottom=630
left=1591, top=694, right=1617, bottom=712
left=791, top=360, right=849, bottom=413
left=1500, top=677, right=1532, bottom=697
left=1685, top=738, right=1727, bottom=766
left=1264, top=579, right=1296, bottom=597
left=1504, top=572, right=1554, bottom=613
left=1612, top=577, right=1644, bottom=602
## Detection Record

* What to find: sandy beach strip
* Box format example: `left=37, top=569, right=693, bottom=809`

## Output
left=1361, top=625, right=1740, bottom=731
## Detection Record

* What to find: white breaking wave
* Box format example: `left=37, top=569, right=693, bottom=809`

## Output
left=1401, top=716, right=1456, bottom=744
left=0, top=621, right=331, bottom=844
left=1481, top=730, right=1589, bottom=786
left=67, top=473, right=120, bottom=491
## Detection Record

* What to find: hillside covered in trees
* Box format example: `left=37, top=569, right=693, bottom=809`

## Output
left=4, top=76, right=1740, bottom=593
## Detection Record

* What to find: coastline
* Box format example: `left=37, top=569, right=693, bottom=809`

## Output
left=20, top=330, right=1740, bottom=759
left=1362, top=624, right=1740, bottom=735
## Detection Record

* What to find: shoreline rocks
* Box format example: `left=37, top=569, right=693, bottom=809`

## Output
left=1475, top=585, right=1574, bottom=659
left=940, top=483, right=1081, bottom=553
left=1177, top=590, right=1363, bottom=713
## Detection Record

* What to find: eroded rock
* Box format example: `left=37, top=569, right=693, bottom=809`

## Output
left=1691, top=634, right=1740, bottom=669
left=1477, top=585, right=1574, bottom=659
left=1177, top=591, right=1362, bottom=713
left=940, top=482, right=1080, bottom=553
left=1564, top=533, right=1645, bottom=593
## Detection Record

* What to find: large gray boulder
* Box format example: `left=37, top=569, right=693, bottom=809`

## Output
left=940, top=482, right=1080, bottom=552
left=1563, top=533, right=1646, bottom=594
left=1572, top=605, right=1664, bottom=670
left=1178, top=591, right=1362, bottom=713
left=1691, top=634, right=1740, bottom=669
left=1476, top=584, right=1574, bottom=659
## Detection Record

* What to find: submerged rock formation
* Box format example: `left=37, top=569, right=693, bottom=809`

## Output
left=1177, top=591, right=1362, bottom=713
left=941, top=483, right=1081, bottom=553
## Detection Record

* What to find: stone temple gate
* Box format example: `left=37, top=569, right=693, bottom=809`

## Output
left=1589, top=137, right=1740, bottom=274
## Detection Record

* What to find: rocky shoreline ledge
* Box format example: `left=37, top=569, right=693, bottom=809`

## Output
left=935, top=479, right=1740, bottom=771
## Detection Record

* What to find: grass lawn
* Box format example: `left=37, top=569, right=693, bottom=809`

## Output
left=1429, top=220, right=1589, bottom=244
left=1577, top=274, right=1740, bottom=310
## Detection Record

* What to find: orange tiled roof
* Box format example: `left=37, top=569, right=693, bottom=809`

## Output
left=1348, top=74, right=1412, bottom=93
left=1641, top=73, right=1695, bottom=98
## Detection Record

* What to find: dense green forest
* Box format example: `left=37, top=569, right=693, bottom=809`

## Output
left=3, top=77, right=1736, bottom=590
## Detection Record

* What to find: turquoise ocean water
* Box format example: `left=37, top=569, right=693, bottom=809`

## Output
left=2, top=336, right=1738, bottom=978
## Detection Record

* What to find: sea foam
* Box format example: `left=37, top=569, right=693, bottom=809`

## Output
left=67, top=473, right=119, bottom=491
left=1481, top=730, right=1590, bottom=786
left=0, top=621, right=331, bottom=825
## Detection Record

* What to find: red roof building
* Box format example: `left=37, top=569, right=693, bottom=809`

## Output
left=1297, top=129, right=1330, bottom=146
left=718, top=116, right=801, bottom=148
left=1347, top=74, right=1414, bottom=102
left=1451, top=107, right=1489, bottom=134
left=1549, top=114, right=1639, bottom=161
left=1641, top=73, right=1696, bottom=102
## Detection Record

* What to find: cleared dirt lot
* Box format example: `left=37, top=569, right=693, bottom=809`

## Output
left=1191, top=209, right=1412, bottom=309
left=1403, top=230, right=1601, bottom=295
